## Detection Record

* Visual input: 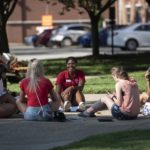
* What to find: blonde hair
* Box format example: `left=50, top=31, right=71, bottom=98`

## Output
left=26, top=59, right=44, bottom=92
left=111, top=67, right=129, bottom=80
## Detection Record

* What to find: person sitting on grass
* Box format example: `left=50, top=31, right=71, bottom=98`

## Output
left=55, top=56, right=86, bottom=112
left=0, top=64, right=17, bottom=118
left=140, top=66, right=150, bottom=106
left=79, top=67, right=140, bottom=120
left=16, top=59, right=65, bottom=121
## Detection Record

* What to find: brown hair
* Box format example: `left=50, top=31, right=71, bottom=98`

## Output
left=111, top=67, right=129, bottom=80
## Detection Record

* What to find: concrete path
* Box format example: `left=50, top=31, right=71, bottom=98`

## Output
left=0, top=94, right=150, bottom=150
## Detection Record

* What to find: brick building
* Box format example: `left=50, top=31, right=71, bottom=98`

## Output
left=7, top=0, right=90, bottom=43
left=7, top=0, right=149, bottom=43
left=7, top=0, right=110, bottom=43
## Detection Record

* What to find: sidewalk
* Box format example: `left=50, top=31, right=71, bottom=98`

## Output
left=0, top=94, right=150, bottom=150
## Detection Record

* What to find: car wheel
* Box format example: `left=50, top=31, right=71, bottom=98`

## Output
left=125, top=39, right=138, bottom=51
left=61, top=38, right=72, bottom=47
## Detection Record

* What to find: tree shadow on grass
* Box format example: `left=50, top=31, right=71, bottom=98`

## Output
left=51, top=129, right=150, bottom=150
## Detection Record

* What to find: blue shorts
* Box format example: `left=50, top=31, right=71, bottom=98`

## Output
left=24, top=104, right=52, bottom=121
left=111, top=104, right=137, bottom=120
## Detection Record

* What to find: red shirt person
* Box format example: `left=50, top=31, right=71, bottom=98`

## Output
left=56, top=57, right=86, bottom=112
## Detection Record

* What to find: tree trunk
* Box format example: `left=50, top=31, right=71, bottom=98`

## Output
left=0, top=23, right=9, bottom=54
left=90, top=16, right=99, bottom=58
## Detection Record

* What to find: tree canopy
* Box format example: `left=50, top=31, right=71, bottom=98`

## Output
left=57, top=0, right=117, bottom=57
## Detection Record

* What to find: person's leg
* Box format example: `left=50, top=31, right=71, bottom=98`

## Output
left=1, top=93, right=16, bottom=104
left=61, top=88, right=73, bottom=111
left=0, top=94, right=17, bottom=118
left=0, top=103, right=16, bottom=118
left=75, top=90, right=85, bottom=103
left=140, top=92, right=149, bottom=106
left=79, top=94, right=114, bottom=117
left=75, top=90, right=86, bottom=111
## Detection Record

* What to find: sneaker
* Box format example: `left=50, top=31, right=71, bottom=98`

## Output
left=78, top=102, right=86, bottom=112
left=78, top=110, right=96, bottom=117
left=64, top=101, right=71, bottom=112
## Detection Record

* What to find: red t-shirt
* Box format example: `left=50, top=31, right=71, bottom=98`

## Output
left=19, top=77, right=53, bottom=107
left=56, top=69, right=85, bottom=91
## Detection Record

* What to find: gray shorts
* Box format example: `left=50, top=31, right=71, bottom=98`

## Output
left=24, top=104, right=52, bottom=121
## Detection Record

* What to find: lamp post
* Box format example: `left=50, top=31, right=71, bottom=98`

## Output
left=109, top=7, right=115, bottom=55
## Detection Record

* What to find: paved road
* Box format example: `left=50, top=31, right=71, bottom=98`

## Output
left=0, top=94, right=150, bottom=150
left=0, top=108, right=150, bottom=150
left=9, top=43, right=150, bottom=61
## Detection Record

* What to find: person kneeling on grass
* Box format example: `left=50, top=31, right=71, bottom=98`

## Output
left=79, top=67, right=140, bottom=120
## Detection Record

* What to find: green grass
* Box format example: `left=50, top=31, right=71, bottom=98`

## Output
left=8, top=71, right=147, bottom=94
left=50, top=129, right=150, bottom=150
left=43, top=53, right=150, bottom=76
left=7, top=53, right=150, bottom=93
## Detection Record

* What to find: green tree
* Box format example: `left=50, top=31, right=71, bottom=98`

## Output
left=0, top=0, right=18, bottom=54
left=40, top=0, right=117, bottom=58
left=58, top=0, right=117, bottom=58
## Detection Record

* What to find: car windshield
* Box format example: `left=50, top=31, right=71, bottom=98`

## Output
left=52, top=25, right=65, bottom=34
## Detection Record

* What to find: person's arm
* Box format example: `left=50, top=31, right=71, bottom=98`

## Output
left=55, top=84, right=64, bottom=102
left=145, top=71, right=150, bottom=96
left=50, top=89, right=59, bottom=102
left=16, top=90, right=27, bottom=113
left=72, top=79, right=85, bottom=91
left=19, top=91, right=27, bottom=103
left=147, top=82, right=150, bottom=96
left=49, top=89, right=62, bottom=110
left=113, top=83, right=123, bottom=106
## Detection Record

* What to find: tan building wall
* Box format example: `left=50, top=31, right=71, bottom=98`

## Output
left=118, top=0, right=149, bottom=25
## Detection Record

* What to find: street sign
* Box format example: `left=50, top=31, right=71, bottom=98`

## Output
left=42, top=15, right=53, bottom=27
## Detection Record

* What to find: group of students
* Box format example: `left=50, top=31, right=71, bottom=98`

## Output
left=0, top=56, right=149, bottom=121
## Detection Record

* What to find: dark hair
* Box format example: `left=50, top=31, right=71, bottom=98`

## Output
left=66, top=57, right=77, bottom=64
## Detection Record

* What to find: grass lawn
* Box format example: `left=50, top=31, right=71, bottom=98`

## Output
left=50, top=129, right=150, bottom=150
left=8, top=53, right=150, bottom=93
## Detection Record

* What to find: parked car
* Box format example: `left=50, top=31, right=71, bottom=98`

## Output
left=79, top=25, right=127, bottom=47
left=50, top=23, right=91, bottom=47
left=24, top=28, right=54, bottom=47
left=107, top=23, right=150, bottom=51
left=24, top=35, right=38, bottom=46
left=34, top=28, right=54, bottom=47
